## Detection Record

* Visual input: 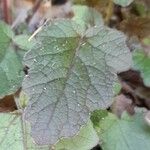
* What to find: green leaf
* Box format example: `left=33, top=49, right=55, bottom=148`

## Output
left=13, top=35, right=36, bottom=51
left=113, top=0, right=134, bottom=7
left=113, top=80, right=121, bottom=95
left=0, top=113, right=24, bottom=150
left=73, top=5, right=103, bottom=30
left=22, top=20, right=131, bottom=145
left=0, top=47, right=24, bottom=98
left=0, top=113, right=49, bottom=150
left=91, top=110, right=108, bottom=127
left=98, top=113, right=150, bottom=150
left=0, top=22, right=24, bottom=98
left=0, top=113, right=98, bottom=150
left=13, top=35, right=36, bottom=60
left=0, top=21, right=14, bottom=61
left=132, top=50, right=150, bottom=87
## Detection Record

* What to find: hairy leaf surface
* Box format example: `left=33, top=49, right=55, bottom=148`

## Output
left=23, top=20, right=131, bottom=145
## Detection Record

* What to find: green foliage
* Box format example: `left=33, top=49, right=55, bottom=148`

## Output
left=2, top=1, right=149, bottom=149
left=0, top=113, right=99, bottom=150
left=22, top=19, right=131, bottom=145
left=13, top=35, right=35, bottom=51
left=0, top=22, right=24, bottom=98
left=113, top=80, right=122, bottom=95
left=0, top=113, right=24, bottom=150
left=97, top=112, right=150, bottom=150
left=132, top=50, right=150, bottom=87
left=0, top=21, right=14, bottom=61
left=73, top=5, right=103, bottom=30
left=91, top=110, right=108, bottom=127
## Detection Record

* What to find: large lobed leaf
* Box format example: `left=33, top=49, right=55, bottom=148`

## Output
left=98, top=112, right=150, bottom=150
left=22, top=20, right=131, bottom=145
left=0, top=22, right=24, bottom=98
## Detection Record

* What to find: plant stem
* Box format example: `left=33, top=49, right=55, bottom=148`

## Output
left=3, top=0, right=10, bottom=24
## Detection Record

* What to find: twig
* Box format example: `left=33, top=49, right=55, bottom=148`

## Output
left=28, top=19, right=50, bottom=41
left=28, top=25, right=43, bottom=41
left=3, top=0, right=10, bottom=24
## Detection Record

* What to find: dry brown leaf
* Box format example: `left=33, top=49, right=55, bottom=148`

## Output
left=0, top=95, right=17, bottom=112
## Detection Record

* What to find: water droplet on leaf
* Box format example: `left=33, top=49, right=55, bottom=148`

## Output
left=34, top=59, right=37, bottom=62
left=102, top=45, right=105, bottom=48
left=82, top=43, right=86, bottom=46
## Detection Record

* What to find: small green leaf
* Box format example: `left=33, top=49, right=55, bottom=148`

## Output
left=113, top=80, right=121, bottom=95
left=0, top=22, right=24, bottom=98
left=91, top=110, right=108, bottom=127
left=13, top=35, right=36, bottom=51
left=98, top=113, right=150, bottom=150
left=0, top=47, right=24, bottom=98
left=113, top=0, right=134, bottom=7
left=0, top=21, right=14, bottom=61
left=132, top=50, right=150, bottom=86
left=73, top=5, right=103, bottom=30
left=23, top=20, right=131, bottom=145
